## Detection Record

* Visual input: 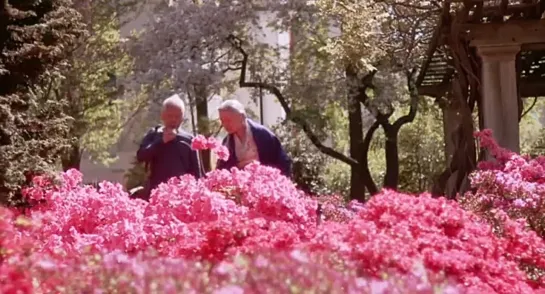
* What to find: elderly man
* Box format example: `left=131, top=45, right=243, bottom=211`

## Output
left=216, top=99, right=291, bottom=176
left=135, top=94, right=202, bottom=200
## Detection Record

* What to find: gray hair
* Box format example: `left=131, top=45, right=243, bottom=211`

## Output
left=218, top=99, right=246, bottom=116
left=162, top=94, right=186, bottom=114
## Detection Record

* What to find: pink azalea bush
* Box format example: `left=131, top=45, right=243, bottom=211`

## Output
left=460, top=129, right=545, bottom=282
left=1, top=132, right=545, bottom=293
left=463, top=130, right=545, bottom=237
left=1, top=166, right=544, bottom=293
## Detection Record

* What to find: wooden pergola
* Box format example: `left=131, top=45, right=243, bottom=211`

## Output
left=419, top=20, right=545, bottom=98
left=416, top=0, right=545, bottom=195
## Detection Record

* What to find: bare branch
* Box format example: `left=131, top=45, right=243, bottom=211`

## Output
left=227, top=35, right=359, bottom=167
left=361, top=120, right=380, bottom=194
left=352, top=69, right=376, bottom=107
left=222, top=65, right=242, bottom=73
left=361, top=70, right=377, bottom=90
left=201, top=50, right=231, bottom=68
left=116, top=98, right=149, bottom=132
left=520, top=96, right=538, bottom=119
left=392, top=68, right=419, bottom=130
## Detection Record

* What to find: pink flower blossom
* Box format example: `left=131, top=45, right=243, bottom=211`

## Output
left=2, top=138, right=545, bottom=292
left=191, top=134, right=230, bottom=161
left=191, top=135, right=209, bottom=150
left=215, top=145, right=230, bottom=161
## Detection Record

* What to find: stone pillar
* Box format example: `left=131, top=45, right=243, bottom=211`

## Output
left=477, top=44, right=521, bottom=153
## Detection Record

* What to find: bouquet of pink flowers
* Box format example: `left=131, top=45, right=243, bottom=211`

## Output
left=191, top=135, right=230, bottom=161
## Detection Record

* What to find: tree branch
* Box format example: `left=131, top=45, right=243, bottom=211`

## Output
left=520, top=96, right=538, bottom=119
left=227, top=35, right=358, bottom=167
left=222, top=65, right=242, bottom=73
left=356, top=68, right=418, bottom=137
left=361, top=70, right=377, bottom=90
left=352, top=69, right=396, bottom=130
left=361, top=120, right=380, bottom=194
left=392, top=68, right=419, bottom=131
left=350, top=69, right=377, bottom=106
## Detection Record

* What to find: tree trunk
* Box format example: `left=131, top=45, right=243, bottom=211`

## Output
left=440, top=97, right=462, bottom=196
left=62, top=142, right=82, bottom=171
left=348, top=105, right=367, bottom=201
left=431, top=20, right=479, bottom=198
left=195, top=85, right=211, bottom=172
left=432, top=78, right=477, bottom=198
left=383, top=129, right=399, bottom=189
left=188, top=91, right=197, bottom=135
left=231, top=39, right=375, bottom=200
left=375, top=70, right=419, bottom=191
left=360, top=121, right=380, bottom=196
left=346, top=67, right=367, bottom=201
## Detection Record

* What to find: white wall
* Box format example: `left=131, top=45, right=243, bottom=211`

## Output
left=80, top=8, right=290, bottom=185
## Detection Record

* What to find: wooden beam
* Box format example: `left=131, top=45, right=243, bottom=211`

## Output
left=464, top=19, right=545, bottom=46
left=420, top=77, right=545, bottom=98
left=416, top=2, right=451, bottom=87
left=500, top=0, right=509, bottom=16
left=520, top=78, right=545, bottom=97
left=522, top=43, right=545, bottom=50
left=450, top=0, right=483, bottom=3
left=417, top=85, right=449, bottom=98
left=416, top=20, right=443, bottom=86
left=480, top=3, right=541, bottom=19
left=471, top=1, right=483, bottom=22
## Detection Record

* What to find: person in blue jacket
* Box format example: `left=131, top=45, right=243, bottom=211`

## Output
left=216, top=99, right=291, bottom=177
left=135, top=94, right=202, bottom=200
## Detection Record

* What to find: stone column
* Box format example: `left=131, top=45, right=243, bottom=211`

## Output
left=477, top=44, right=521, bottom=153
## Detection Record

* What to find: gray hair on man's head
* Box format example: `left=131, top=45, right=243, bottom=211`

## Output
left=218, top=99, right=246, bottom=116
left=162, top=94, right=185, bottom=114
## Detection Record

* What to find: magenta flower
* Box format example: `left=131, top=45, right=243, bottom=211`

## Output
left=191, top=134, right=231, bottom=161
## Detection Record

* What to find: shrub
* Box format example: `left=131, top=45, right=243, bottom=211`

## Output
left=1, top=157, right=544, bottom=292
left=274, top=123, right=334, bottom=196
left=461, top=129, right=545, bottom=282
left=0, top=0, right=86, bottom=205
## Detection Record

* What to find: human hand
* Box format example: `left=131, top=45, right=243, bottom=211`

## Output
left=162, top=128, right=176, bottom=143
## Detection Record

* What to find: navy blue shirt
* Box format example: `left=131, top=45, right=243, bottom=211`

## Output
left=216, top=119, right=291, bottom=177
left=136, top=126, right=203, bottom=191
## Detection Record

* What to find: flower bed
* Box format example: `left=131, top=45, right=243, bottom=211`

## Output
left=1, top=133, right=545, bottom=293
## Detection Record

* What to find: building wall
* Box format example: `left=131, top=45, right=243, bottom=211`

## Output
left=80, top=7, right=289, bottom=185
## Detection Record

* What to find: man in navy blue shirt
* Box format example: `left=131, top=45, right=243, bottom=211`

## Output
left=216, top=100, right=291, bottom=177
left=135, top=94, right=202, bottom=200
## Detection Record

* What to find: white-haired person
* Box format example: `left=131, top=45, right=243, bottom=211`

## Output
left=135, top=94, right=203, bottom=200
left=216, top=99, right=291, bottom=177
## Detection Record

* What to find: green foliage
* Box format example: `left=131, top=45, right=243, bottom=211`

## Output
left=276, top=15, right=356, bottom=197
left=397, top=100, right=445, bottom=193
left=519, top=98, right=545, bottom=156
left=58, top=0, right=140, bottom=168
left=366, top=127, right=387, bottom=189
left=322, top=161, right=351, bottom=197
left=361, top=98, right=445, bottom=193
left=0, top=0, right=86, bottom=204
left=274, top=123, right=331, bottom=195
left=364, top=96, right=545, bottom=195
left=318, top=105, right=353, bottom=197
left=275, top=102, right=354, bottom=197
left=124, top=157, right=147, bottom=191
left=280, top=1, right=436, bottom=197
